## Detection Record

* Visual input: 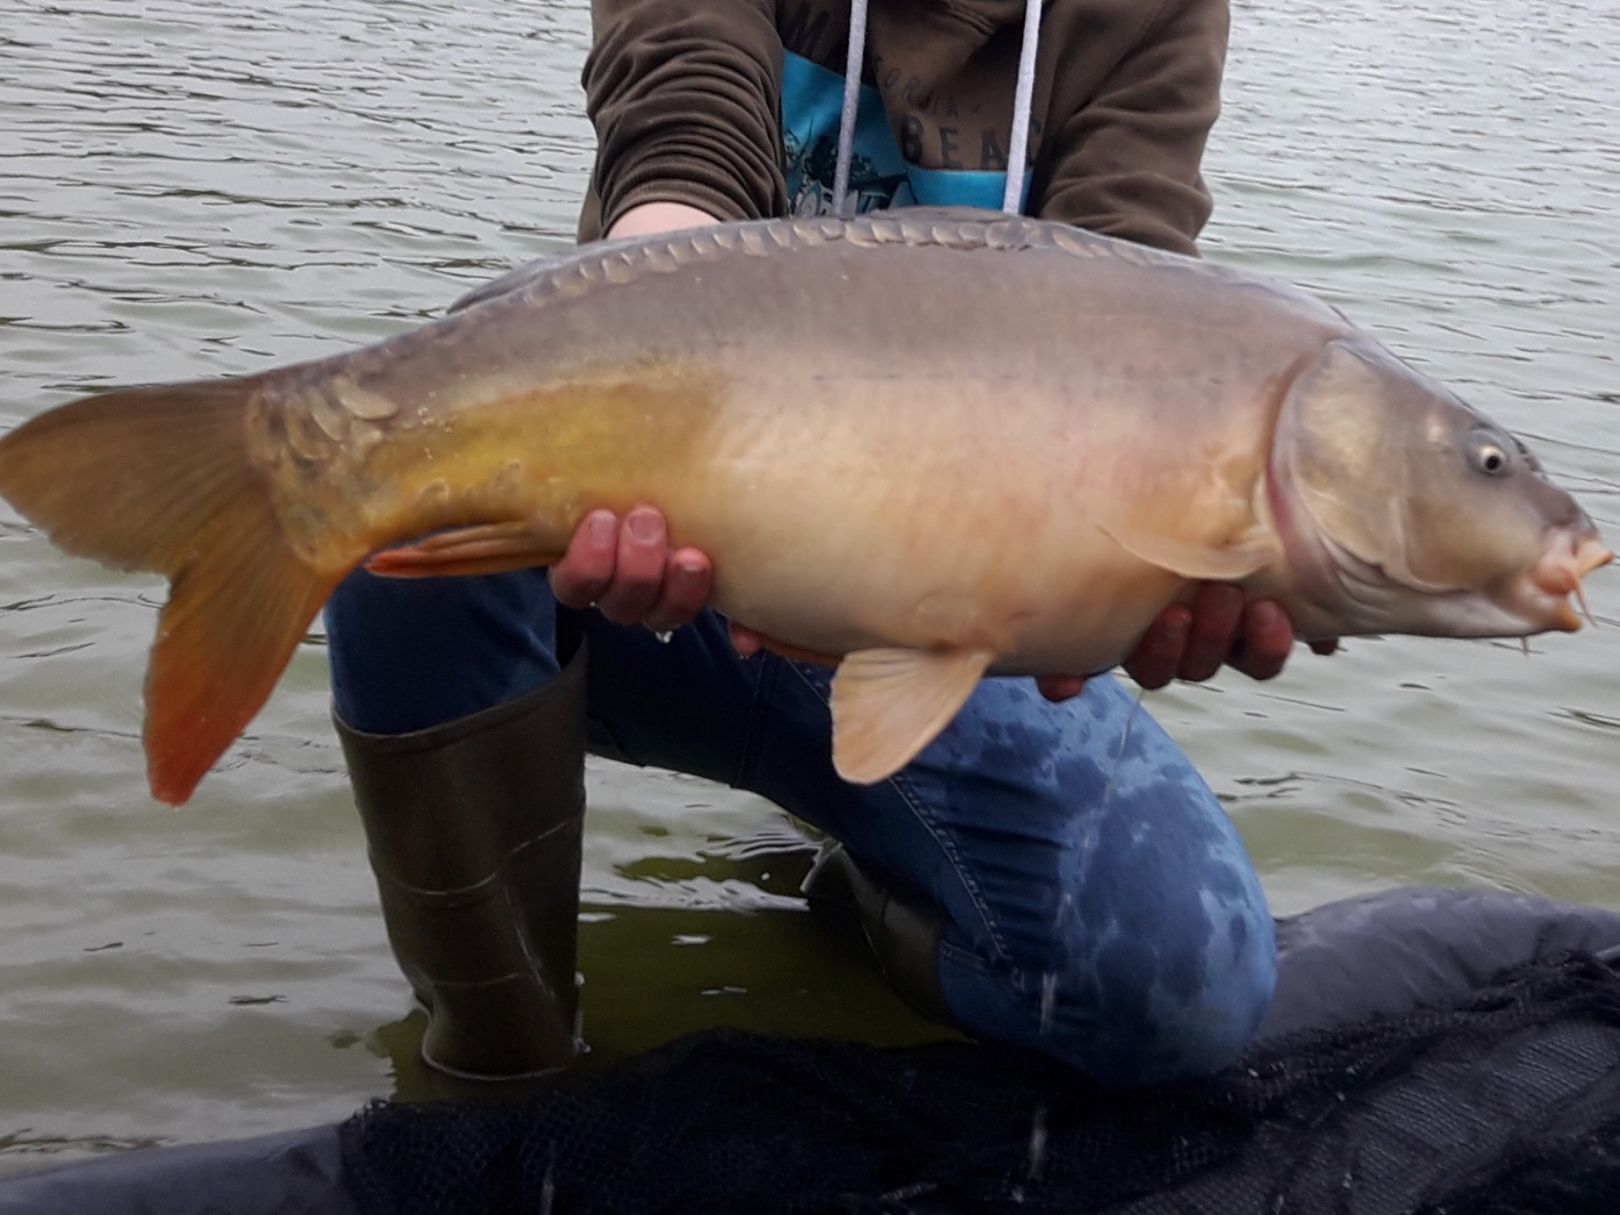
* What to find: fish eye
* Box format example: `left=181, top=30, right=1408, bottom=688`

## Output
left=1469, top=431, right=1512, bottom=477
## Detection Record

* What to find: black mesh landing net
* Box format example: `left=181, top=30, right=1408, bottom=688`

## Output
left=339, top=952, right=1620, bottom=1215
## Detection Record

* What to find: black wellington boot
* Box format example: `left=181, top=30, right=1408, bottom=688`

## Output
left=335, top=644, right=588, bottom=1080
left=801, top=840, right=954, bottom=1026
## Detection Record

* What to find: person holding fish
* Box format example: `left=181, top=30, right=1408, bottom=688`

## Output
left=0, top=0, right=1604, bottom=1091
left=319, top=0, right=1310, bottom=1086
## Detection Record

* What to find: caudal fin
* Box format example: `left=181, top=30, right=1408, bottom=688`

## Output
left=0, top=379, right=343, bottom=805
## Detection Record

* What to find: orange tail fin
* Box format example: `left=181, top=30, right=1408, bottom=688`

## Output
left=0, top=379, right=344, bottom=806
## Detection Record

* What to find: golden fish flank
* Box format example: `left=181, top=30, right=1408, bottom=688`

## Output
left=0, top=208, right=1608, bottom=805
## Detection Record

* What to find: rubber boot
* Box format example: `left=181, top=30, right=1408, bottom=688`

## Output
left=801, top=841, right=954, bottom=1025
left=335, top=644, right=588, bottom=1081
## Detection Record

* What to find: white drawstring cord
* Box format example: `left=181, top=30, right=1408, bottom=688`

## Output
left=1002, top=0, right=1043, bottom=214
left=831, top=0, right=869, bottom=219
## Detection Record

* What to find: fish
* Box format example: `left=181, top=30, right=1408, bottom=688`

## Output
left=0, top=208, right=1609, bottom=806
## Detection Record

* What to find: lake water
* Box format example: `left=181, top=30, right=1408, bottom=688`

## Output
left=1, top=0, right=1616, bottom=1172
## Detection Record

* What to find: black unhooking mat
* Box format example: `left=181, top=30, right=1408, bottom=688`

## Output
left=338, top=951, right=1620, bottom=1215
left=9, top=886, right=1620, bottom=1215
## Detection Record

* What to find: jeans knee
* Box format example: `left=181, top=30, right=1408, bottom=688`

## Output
left=939, top=875, right=1277, bottom=1088
left=1034, top=891, right=1276, bottom=1086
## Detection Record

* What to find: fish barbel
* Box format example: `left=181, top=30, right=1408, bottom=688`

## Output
left=0, top=209, right=1608, bottom=805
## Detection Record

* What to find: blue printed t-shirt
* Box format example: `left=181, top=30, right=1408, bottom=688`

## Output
left=780, top=51, right=1032, bottom=218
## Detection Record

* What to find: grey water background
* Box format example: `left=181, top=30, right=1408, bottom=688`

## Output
left=0, top=0, right=1616, bottom=1169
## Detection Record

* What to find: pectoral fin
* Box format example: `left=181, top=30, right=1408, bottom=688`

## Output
left=830, top=647, right=994, bottom=784
left=365, top=522, right=564, bottom=579
left=1096, top=520, right=1273, bottom=583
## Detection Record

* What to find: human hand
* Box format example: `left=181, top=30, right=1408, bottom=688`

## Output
left=1035, top=584, right=1339, bottom=703
left=549, top=209, right=731, bottom=632
left=548, top=506, right=714, bottom=633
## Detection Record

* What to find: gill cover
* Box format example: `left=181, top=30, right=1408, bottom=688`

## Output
left=1270, top=338, right=1433, bottom=595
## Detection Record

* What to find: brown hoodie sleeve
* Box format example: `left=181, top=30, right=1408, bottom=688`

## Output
left=1034, top=0, right=1230, bottom=256
left=577, top=0, right=788, bottom=243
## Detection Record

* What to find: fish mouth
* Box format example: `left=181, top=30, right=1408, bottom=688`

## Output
left=1520, top=530, right=1613, bottom=633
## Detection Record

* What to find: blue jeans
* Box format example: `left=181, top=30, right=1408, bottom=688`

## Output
left=325, top=568, right=1277, bottom=1087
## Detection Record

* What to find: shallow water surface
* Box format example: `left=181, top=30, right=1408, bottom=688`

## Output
left=1, top=0, right=1617, bottom=1169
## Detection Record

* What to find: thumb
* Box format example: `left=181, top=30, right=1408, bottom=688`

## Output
left=1037, top=674, right=1087, bottom=702
left=728, top=622, right=766, bottom=657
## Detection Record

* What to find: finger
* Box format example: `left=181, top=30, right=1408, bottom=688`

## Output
left=644, top=547, right=713, bottom=634
left=547, top=510, right=619, bottom=609
left=1309, top=638, right=1341, bottom=656
left=595, top=504, right=669, bottom=624
left=729, top=622, right=766, bottom=657
left=1122, top=605, right=1191, bottom=690
left=1177, top=583, right=1245, bottom=683
left=1230, top=599, right=1294, bottom=682
left=1037, top=675, right=1087, bottom=703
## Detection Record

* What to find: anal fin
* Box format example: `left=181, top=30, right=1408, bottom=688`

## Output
left=365, top=522, right=563, bottom=579
left=830, top=647, right=994, bottom=784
